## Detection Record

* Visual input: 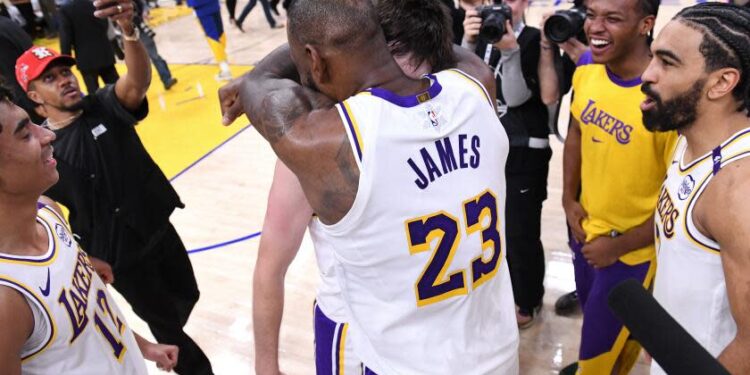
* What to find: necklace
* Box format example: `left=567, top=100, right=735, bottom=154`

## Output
left=46, top=110, right=83, bottom=130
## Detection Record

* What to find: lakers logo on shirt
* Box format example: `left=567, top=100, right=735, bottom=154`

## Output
left=656, top=187, right=679, bottom=239
left=677, top=175, right=695, bottom=201
left=579, top=99, right=634, bottom=144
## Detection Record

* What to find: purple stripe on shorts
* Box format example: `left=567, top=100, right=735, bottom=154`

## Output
left=314, top=305, right=337, bottom=375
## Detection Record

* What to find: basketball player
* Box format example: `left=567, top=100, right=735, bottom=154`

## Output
left=220, top=1, right=473, bottom=373
left=232, top=0, right=519, bottom=373
left=560, top=0, right=676, bottom=374
left=0, top=86, right=178, bottom=374
left=641, top=3, right=750, bottom=374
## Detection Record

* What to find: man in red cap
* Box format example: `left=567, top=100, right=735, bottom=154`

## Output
left=14, top=0, right=213, bottom=373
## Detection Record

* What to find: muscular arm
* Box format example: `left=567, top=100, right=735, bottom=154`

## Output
left=253, top=160, right=314, bottom=375
left=239, top=45, right=356, bottom=224
left=700, top=161, right=750, bottom=374
left=0, top=287, right=34, bottom=375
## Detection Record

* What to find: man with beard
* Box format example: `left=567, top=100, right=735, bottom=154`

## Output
left=559, top=0, right=677, bottom=374
left=641, top=3, right=750, bottom=374
left=228, top=0, right=520, bottom=373
left=14, top=2, right=213, bottom=373
left=219, top=1, right=474, bottom=373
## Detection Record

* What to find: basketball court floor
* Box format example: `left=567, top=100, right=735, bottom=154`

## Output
left=47, top=1, right=696, bottom=373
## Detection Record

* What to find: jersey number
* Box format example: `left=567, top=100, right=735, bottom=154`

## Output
left=405, top=190, right=502, bottom=307
left=94, top=289, right=128, bottom=361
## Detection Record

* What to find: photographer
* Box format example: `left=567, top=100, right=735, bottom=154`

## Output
left=462, top=0, right=550, bottom=329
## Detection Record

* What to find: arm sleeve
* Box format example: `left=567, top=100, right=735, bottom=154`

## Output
left=95, top=84, right=149, bottom=125
left=499, top=47, right=533, bottom=107
left=58, top=7, right=73, bottom=57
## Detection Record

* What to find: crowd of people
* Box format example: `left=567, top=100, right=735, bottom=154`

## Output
left=0, top=0, right=749, bottom=374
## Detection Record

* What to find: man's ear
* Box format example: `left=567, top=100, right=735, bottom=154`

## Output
left=706, top=67, right=741, bottom=101
left=307, top=44, right=330, bottom=85
left=26, top=90, right=44, bottom=106
left=640, top=15, right=656, bottom=37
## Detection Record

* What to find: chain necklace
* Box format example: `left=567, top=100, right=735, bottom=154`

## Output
left=45, top=110, right=83, bottom=130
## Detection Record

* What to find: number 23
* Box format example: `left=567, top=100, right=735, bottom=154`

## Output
left=405, top=189, right=502, bottom=307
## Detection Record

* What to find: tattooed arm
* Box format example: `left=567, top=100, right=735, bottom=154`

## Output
left=238, top=45, right=359, bottom=224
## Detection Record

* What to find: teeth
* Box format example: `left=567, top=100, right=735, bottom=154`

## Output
left=591, top=39, right=610, bottom=46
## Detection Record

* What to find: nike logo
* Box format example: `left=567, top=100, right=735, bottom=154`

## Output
left=592, top=137, right=603, bottom=143
left=520, top=188, right=530, bottom=194
left=39, top=268, right=51, bottom=297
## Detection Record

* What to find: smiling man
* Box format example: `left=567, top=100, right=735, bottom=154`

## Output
left=559, top=0, right=677, bottom=374
left=641, top=3, right=750, bottom=374
left=14, top=1, right=212, bottom=372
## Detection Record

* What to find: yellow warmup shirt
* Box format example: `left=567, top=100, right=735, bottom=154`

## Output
left=571, top=51, right=677, bottom=265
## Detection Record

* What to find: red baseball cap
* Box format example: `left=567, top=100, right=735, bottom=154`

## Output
left=15, top=46, right=76, bottom=92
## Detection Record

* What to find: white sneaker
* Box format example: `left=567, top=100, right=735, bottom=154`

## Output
left=215, top=70, right=232, bottom=81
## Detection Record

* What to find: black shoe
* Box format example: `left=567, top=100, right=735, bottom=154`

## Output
left=559, top=362, right=578, bottom=375
left=554, top=291, right=580, bottom=316
left=164, top=77, right=177, bottom=90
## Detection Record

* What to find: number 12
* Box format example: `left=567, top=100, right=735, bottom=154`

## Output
left=405, top=190, right=502, bottom=307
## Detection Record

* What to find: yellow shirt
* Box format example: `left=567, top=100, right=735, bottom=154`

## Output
left=571, top=51, right=677, bottom=265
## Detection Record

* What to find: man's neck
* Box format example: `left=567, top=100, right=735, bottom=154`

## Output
left=683, top=109, right=750, bottom=162
left=347, top=52, right=429, bottom=99
left=0, top=196, right=47, bottom=257
left=606, top=41, right=652, bottom=82
left=44, top=106, right=82, bottom=130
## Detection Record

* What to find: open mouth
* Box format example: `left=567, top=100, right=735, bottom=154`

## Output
left=62, top=88, right=78, bottom=98
left=42, top=148, right=56, bottom=167
left=641, top=96, right=657, bottom=112
left=590, top=38, right=612, bottom=54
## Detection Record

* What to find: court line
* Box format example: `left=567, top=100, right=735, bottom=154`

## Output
left=187, top=231, right=263, bottom=254
left=167, top=123, right=264, bottom=254
left=170, top=123, right=253, bottom=182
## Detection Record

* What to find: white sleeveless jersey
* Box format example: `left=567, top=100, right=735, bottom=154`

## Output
left=313, top=69, right=519, bottom=375
left=650, top=129, right=750, bottom=374
left=0, top=204, right=147, bottom=375
left=309, top=216, right=348, bottom=322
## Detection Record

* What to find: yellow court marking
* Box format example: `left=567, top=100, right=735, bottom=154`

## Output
left=123, top=63, right=253, bottom=178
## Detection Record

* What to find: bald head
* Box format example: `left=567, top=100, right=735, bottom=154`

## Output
left=287, top=0, right=383, bottom=50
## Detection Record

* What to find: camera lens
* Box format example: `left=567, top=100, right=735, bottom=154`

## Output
left=480, top=13, right=506, bottom=44
left=544, top=7, right=586, bottom=44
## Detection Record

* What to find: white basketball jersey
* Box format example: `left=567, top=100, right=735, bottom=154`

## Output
left=312, top=69, right=519, bottom=375
left=0, top=204, right=147, bottom=375
left=309, top=216, right=348, bottom=322
left=650, top=129, right=750, bottom=374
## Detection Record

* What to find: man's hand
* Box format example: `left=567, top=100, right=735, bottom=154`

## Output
left=463, top=8, right=482, bottom=45
left=493, top=20, right=518, bottom=51
left=219, top=77, right=246, bottom=126
left=563, top=198, right=587, bottom=244
left=93, top=0, right=135, bottom=28
left=558, top=38, right=588, bottom=64
left=141, top=342, right=179, bottom=372
left=581, top=236, right=621, bottom=269
left=88, top=256, right=114, bottom=284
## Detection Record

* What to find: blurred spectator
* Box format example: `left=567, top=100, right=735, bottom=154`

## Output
left=134, top=0, right=177, bottom=90
left=463, top=0, right=553, bottom=329
left=235, top=0, right=279, bottom=32
left=58, top=0, right=119, bottom=94
left=0, top=15, right=43, bottom=123
left=187, top=0, right=232, bottom=80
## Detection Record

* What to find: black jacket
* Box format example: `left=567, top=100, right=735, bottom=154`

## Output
left=46, top=86, right=184, bottom=272
left=58, top=0, right=115, bottom=71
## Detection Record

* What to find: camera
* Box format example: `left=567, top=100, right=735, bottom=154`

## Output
left=544, top=6, right=586, bottom=44
left=477, top=0, right=513, bottom=44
